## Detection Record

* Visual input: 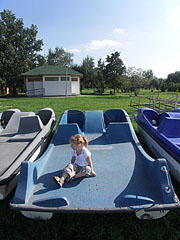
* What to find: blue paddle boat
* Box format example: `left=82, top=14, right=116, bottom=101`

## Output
left=10, top=109, right=179, bottom=220
left=135, top=107, right=180, bottom=182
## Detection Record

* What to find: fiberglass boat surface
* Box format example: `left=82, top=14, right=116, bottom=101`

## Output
left=0, top=108, right=56, bottom=199
left=10, top=109, right=179, bottom=220
left=135, top=107, right=180, bottom=182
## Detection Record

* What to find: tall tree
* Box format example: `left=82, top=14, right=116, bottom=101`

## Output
left=105, top=51, right=125, bottom=94
left=94, top=58, right=106, bottom=93
left=46, top=47, right=74, bottom=66
left=0, top=9, right=43, bottom=95
left=126, top=67, right=144, bottom=95
left=81, top=56, right=96, bottom=89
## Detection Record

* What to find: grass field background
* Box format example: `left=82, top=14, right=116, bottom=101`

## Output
left=0, top=90, right=180, bottom=240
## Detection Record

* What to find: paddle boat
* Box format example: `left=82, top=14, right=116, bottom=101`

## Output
left=0, top=108, right=56, bottom=199
left=10, top=109, right=179, bottom=220
left=135, top=107, right=180, bottom=183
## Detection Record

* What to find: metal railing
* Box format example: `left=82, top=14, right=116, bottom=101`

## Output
left=26, top=88, right=45, bottom=97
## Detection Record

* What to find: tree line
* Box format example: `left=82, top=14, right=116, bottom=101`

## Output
left=0, top=9, right=179, bottom=96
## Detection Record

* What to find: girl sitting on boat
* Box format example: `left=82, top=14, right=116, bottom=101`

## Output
left=54, top=134, right=96, bottom=188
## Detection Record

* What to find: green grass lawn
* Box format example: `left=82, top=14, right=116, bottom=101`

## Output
left=1, top=92, right=180, bottom=240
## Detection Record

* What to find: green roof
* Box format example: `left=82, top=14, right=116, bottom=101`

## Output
left=22, top=65, right=83, bottom=77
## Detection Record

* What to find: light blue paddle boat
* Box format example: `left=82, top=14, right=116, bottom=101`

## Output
left=10, top=109, right=179, bottom=220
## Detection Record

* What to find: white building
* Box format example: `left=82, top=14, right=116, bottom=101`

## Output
left=22, top=65, right=83, bottom=96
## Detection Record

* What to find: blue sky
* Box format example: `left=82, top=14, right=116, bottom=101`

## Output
left=1, top=0, right=180, bottom=78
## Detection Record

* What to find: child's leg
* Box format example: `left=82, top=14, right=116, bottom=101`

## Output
left=61, top=171, right=69, bottom=181
left=54, top=163, right=76, bottom=187
left=64, top=163, right=77, bottom=181
left=74, top=166, right=91, bottom=179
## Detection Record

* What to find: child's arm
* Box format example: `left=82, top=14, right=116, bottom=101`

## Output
left=71, top=156, right=76, bottom=163
left=86, top=156, right=96, bottom=176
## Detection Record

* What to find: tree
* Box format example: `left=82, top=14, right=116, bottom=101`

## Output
left=167, top=71, right=180, bottom=83
left=81, top=56, right=96, bottom=89
left=94, top=58, right=106, bottom=93
left=46, top=47, right=74, bottom=66
left=0, top=9, right=43, bottom=95
left=105, top=51, right=125, bottom=94
left=125, top=67, right=143, bottom=95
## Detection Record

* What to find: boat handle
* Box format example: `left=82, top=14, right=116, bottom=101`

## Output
left=161, top=166, right=171, bottom=193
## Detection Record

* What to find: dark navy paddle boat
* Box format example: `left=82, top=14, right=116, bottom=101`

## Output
left=135, top=107, right=180, bottom=182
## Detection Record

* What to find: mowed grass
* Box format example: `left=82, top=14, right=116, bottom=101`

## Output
left=0, top=92, right=180, bottom=240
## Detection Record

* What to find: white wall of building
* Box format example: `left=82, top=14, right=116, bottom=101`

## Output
left=43, top=76, right=72, bottom=96
left=26, top=75, right=80, bottom=96
left=26, top=78, right=43, bottom=96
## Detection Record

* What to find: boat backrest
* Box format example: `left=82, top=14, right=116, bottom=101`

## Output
left=67, top=110, right=84, bottom=130
left=8, top=115, right=44, bottom=142
left=143, top=109, right=158, bottom=124
left=106, top=122, right=132, bottom=143
left=157, top=112, right=170, bottom=125
left=18, top=115, right=44, bottom=134
left=3, top=112, right=35, bottom=134
left=157, top=117, right=180, bottom=138
left=37, top=108, right=54, bottom=125
left=104, top=109, right=127, bottom=127
left=54, top=124, right=83, bottom=145
left=1, top=109, right=20, bottom=126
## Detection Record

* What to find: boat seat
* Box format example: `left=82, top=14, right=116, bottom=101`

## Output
left=157, top=112, right=170, bottom=125
left=54, top=123, right=83, bottom=145
left=1, top=109, right=20, bottom=126
left=37, top=108, right=53, bottom=126
left=106, top=122, right=132, bottom=143
left=104, top=109, right=127, bottom=127
left=67, top=110, right=84, bottom=130
left=158, top=117, right=180, bottom=138
left=9, top=115, right=44, bottom=142
left=2, top=112, right=35, bottom=134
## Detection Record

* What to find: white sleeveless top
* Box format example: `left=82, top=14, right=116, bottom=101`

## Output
left=72, top=147, right=91, bottom=166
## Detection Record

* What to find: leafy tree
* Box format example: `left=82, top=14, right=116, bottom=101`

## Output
left=126, top=67, right=144, bottom=95
left=119, top=75, right=131, bottom=93
left=143, top=69, right=157, bottom=89
left=167, top=71, right=180, bottom=83
left=105, top=51, right=125, bottom=94
left=0, top=9, right=43, bottom=95
left=159, top=79, right=167, bottom=92
left=94, top=58, right=106, bottom=93
left=81, top=56, right=96, bottom=89
left=46, top=47, right=74, bottom=66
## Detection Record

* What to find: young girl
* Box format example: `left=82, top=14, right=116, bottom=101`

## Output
left=54, top=134, right=96, bottom=188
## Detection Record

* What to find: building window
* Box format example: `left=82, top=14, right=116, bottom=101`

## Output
left=61, top=76, right=70, bottom=81
left=28, top=77, right=42, bottom=82
left=45, top=77, right=59, bottom=81
left=72, top=77, right=78, bottom=81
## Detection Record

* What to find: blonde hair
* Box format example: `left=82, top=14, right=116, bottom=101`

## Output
left=70, top=134, right=88, bottom=147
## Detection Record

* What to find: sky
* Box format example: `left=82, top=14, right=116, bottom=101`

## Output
left=1, top=0, right=180, bottom=78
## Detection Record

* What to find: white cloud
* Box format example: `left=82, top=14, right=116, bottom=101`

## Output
left=86, top=39, right=122, bottom=51
left=113, top=28, right=125, bottom=34
left=69, top=48, right=80, bottom=53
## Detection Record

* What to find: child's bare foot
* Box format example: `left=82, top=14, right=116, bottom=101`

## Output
left=53, top=176, right=64, bottom=188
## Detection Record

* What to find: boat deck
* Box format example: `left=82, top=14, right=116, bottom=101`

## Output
left=10, top=109, right=178, bottom=218
left=15, top=133, right=166, bottom=210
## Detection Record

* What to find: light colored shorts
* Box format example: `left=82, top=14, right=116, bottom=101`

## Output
left=64, top=163, right=91, bottom=178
